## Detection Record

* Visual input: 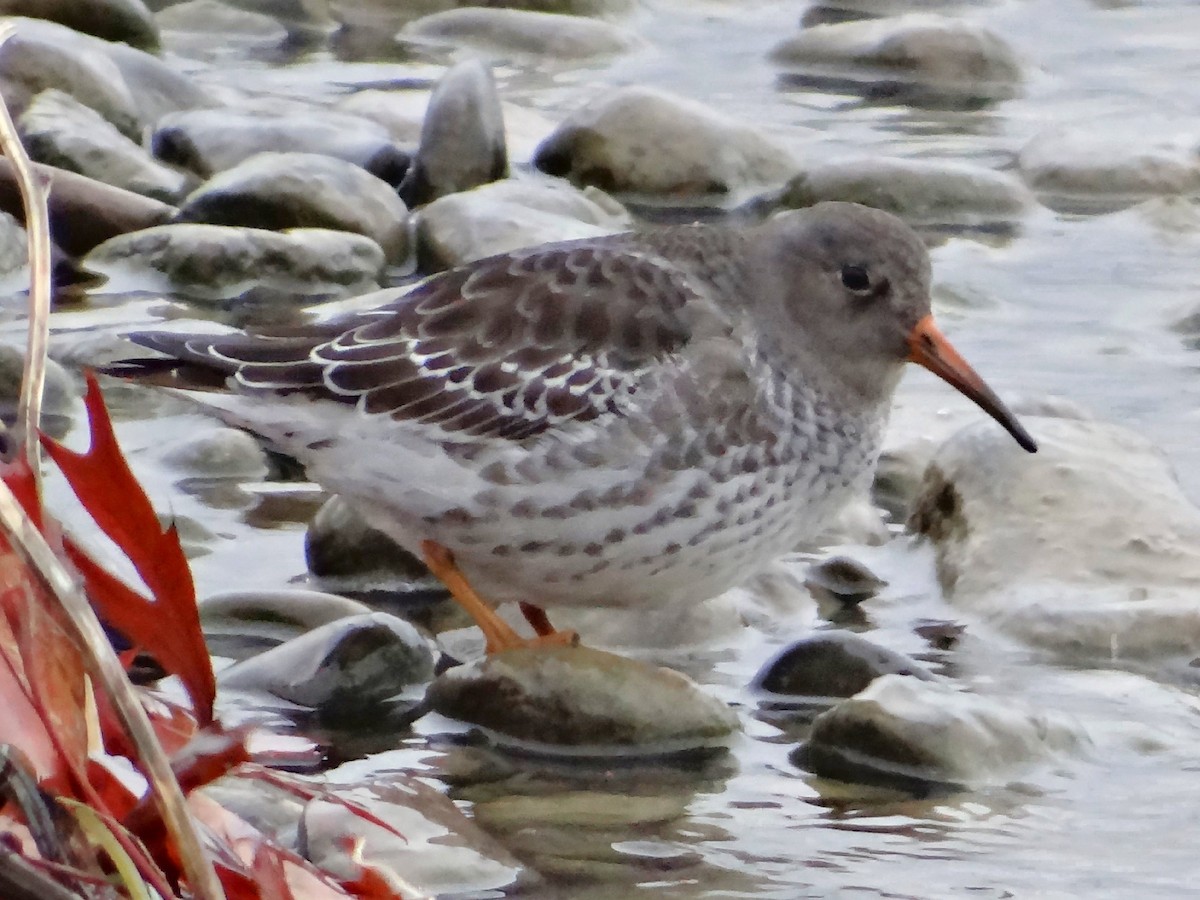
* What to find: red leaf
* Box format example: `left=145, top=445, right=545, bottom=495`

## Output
left=41, top=372, right=215, bottom=724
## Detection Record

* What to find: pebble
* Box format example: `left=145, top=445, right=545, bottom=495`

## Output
left=414, top=175, right=629, bottom=269
left=304, top=494, right=430, bottom=582
left=176, top=151, right=410, bottom=262
left=3, top=0, right=160, bottom=50
left=752, top=630, right=934, bottom=703
left=152, top=108, right=409, bottom=186
left=770, top=13, right=1021, bottom=104
left=804, top=556, right=887, bottom=605
left=20, top=89, right=195, bottom=203
left=218, top=612, right=435, bottom=724
left=399, top=59, right=508, bottom=207
left=200, top=588, right=373, bottom=661
left=0, top=344, right=79, bottom=439
left=427, top=645, right=739, bottom=751
left=82, top=224, right=385, bottom=302
left=781, top=157, right=1033, bottom=226
left=908, top=415, right=1200, bottom=661
left=160, top=423, right=269, bottom=477
left=401, top=8, right=642, bottom=60
left=800, top=675, right=1086, bottom=792
left=534, top=86, right=797, bottom=198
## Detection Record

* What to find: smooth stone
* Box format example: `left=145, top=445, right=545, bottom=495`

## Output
left=152, top=109, right=409, bottom=186
left=0, top=210, right=26, bottom=281
left=83, top=224, right=384, bottom=302
left=770, top=14, right=1021, bottom=102
left=0, top=16, right=142, bottom=136
left=200, top=588, right=374, bottom=632
left=534, top=86, right=797, bottom=198
left=801, top=675, right=1085, bottom=790
left=427, top=645, right=739, bottom=750
left=19, top=89, right=194, bottom=203
left=781, top=157, right=1033, bottom=225
left=805, top=555, right=887, bottom=604
left=0, top=345, right=78, bottom=438
left=401, top=8, right=641, bottom=59
left=414, top=175, right=629, bottom=269
left=160, top=423, right=269, bottom=477
left=335, top=88, right=429, bottom=145
left=0, top=159, right=176, bottom=256
left=752, top=631, right=934, bottom=702
left=0, top=18, right=211, bottom=138
left=907, top=415, right=1200, bottom=660
left=1018, top=129, right=1200, bottom=212
left=218, top=611, right=435, bottom=720
left=155, top=0, right=290, bottom=45
left=304, top=494, right=431, bottom=582
left=302, top=775, right=529, bottom=896
left=473, top=790, right=688, bottom=830
left=0, top=0, right=159, bottom=50
left=399, top=58, right=507, bottom=207
left=176, top=152, right=410, bottom=262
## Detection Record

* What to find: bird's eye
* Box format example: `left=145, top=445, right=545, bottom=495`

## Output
left=840, top=265, right=871, bottom=293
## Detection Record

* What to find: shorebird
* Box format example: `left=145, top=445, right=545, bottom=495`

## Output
left=126, top=202, right=1036, bottom=652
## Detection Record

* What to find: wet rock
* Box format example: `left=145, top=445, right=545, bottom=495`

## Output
left=800, top=675, right=1085, bottom=791
left=770, top=14, right=1022, bottom=104
left=0, top=159, right=177, bottom=256
left=219, top=612, right=435, bottom=723
left=752, top=631, right=933, bottom=703
left=0, top=18, right=211, bottom=138
left=176, top=152, right=410, bottom=262
left=302, top=775, right=529, bottom=896
left=428, top=645, right=739, bottom=750
left=908, top=415, right=1200, bottom=660
left=1018, top=129, right=1200, bottom=213
left=335, top=89, right=429, bottom=146
left=83, top=224, right=384, bottom=302
left=0, top=210, right=26, bottom=280
left=305, top=494, right=430, bottom=582
left=160, top=423, right=269, bottom=477
left=399, top=59, right=508, bottom=207
left=0, top=345, right=78, bottom=439
left=0, top=0, right=159, bottom=50
left=401, top=8, right=641, bottom=60
left=155, top=0, right=290, bottom=49
left=414, top=175, right=630, bottom=269
left=805, top=556, right=887, bottom=605
left=534, top=86, right=797, bottom=198
left=200, top=588, right=373, bottom=660
left=152, top=109, right=409, bottom=186
left=781, top=157, right=1033, bottom=226
left=19, top=90, right=194, bottom=203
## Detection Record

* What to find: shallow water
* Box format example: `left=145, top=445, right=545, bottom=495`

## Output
left=15, top=0, right=1200, bottom=896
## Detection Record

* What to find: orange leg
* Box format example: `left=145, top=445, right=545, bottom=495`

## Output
left=421, top=540, right=579, bottom=654
left=519, top=601, right=557, bottom=636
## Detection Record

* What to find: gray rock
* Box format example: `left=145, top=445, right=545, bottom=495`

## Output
left=218, top=611, right=435, bottom=721
left=401, top=8, right=642, bottom=59
left=0, top=344, right=78, bottom=439
left=781, top=157, right=1033, bottom=225
left=160, top=423, right=269, bottom=477
left=804, top=556, right=887, bottom=604
left=177, top=152, right=410, bottom=262
left=534, top=86, right=797, bottom=198
left=771, top=13, right=1021, bottom=103
left=908, top=415, right=1200, bottom=660
left=155, top=0, right=290, bottom=47
left=0, top=18, right=211, bottom=138
left=83, top=224, right=385, bottom=302
left=200, top=587, right=374, bottom=661
left=399, top=59, right=507, bottom=207
left=19, top=90, right=194, bottom=203
left=0, top=0, right=159, bottom=50
left=0, top=159, right=176, bottom=257
left=414, top=175, right=629, bottom=268
left=1018, top=129, right=1200, bottom=213
left=152, top=109, right=409, bottom=186
left=0, top=210, right=26, bottom=280
left=302, top=775, right=529, bottom=896
left=802, top=675, right=1085, bottom=790
left=305, top=494, right=430, bottom=582
left=752, top=631, right=933, bottom=702
left=335, top=89, right=430, bottom=146
left=428, top=645, right=739, bottom=750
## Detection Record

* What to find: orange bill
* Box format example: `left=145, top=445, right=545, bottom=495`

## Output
left=907, top=315, right=1037, bottom=453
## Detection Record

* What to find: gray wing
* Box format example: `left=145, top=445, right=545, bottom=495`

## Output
left=129, top=238, right=736, bottom=442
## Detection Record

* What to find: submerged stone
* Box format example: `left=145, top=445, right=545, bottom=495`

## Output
left=428, top=645, right=739, bottom=751
left=752, top=630, right=933, bottom=702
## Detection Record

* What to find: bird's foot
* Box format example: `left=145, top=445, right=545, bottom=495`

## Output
left=422, top=540, right=579, bottom=654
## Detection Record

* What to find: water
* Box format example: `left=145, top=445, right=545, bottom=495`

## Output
left=17, top=0, right=1200, bottom=895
